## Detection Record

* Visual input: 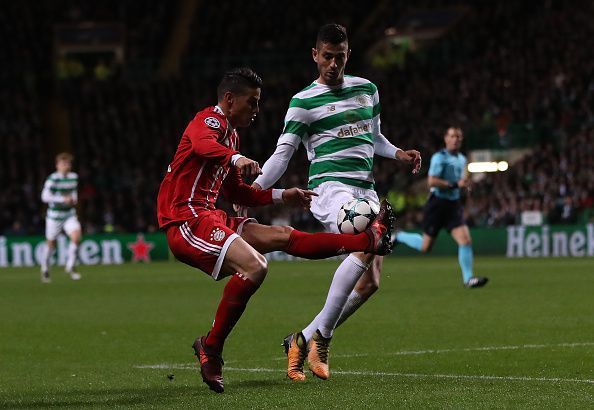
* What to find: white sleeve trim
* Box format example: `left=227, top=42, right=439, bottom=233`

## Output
left=272, top=189, right=285, bottom=204
left=253, top=143, right=296, bottom=189
left=231, top=154, right=245, bottom=165
left=374, top=133, right=402, bottom=159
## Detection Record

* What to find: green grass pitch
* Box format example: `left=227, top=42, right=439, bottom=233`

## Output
left=1, top=257, right=593, bottom=408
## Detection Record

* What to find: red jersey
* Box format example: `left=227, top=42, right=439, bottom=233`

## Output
left=157, top=106, right=273, bottom=228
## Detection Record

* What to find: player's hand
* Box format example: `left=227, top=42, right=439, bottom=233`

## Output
left=233, top=203, right=248, bottom=217
left=63, top=195, right=74, bottom=206
left=458, top=178, right=472, bottom=192
left=396, top=149, right=422, bottom=174
left=282, top=188, right=318, bottom=209
left=235, top=157, right=262, bottom=178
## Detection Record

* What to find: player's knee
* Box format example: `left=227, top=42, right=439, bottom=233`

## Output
left=245, top=254, right=268, bottom=283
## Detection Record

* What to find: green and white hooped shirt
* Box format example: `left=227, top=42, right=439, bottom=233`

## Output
left=277, top=76, right=382, bottom=190
left=41, top=172, right=78, bottom=221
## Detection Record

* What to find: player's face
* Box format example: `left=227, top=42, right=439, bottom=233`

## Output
left=228, top=87, right=261, bottom=128
left=444, top=128, right=463, bottom=152
left=313, top=42, right=350, bottom=86
left=56, top=159, right=72, bottom=174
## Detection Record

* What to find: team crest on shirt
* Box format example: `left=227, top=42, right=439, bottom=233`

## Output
left=204, top=117, right=221, bottom=129
left=210, top=228, right=226, bottom=242
left=356, top=94, right=371, bottom=106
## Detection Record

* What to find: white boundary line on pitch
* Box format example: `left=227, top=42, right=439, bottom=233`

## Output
left=133, top=364, right=594, bottom=385
left=267, top=341, right=594, bottom=360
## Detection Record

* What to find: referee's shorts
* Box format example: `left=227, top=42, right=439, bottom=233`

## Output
left=422, top=194, right=465, bottom=237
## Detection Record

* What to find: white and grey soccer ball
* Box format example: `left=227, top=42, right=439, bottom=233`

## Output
left=337, top=198, right=380, bottom=234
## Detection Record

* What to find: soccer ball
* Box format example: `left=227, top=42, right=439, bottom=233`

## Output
left=337, top=198, right=380, bottom=234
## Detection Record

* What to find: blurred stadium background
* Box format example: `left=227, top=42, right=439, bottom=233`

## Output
left=1, top=0, right=592, bottom=244
left=1, top=1, right=593, bottom=407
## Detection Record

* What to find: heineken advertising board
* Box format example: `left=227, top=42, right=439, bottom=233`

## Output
left=1, top=224, right=592, bottom=268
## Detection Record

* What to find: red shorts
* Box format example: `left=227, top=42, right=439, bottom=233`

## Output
left=166, top=209, right=255, bottom=280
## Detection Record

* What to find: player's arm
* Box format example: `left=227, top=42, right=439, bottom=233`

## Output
left=222, top=167, right=316, bottom=208
left=253, top=99, right=306, bottom=189
left=188, top=118, right=263, bottom=178
left=426, top=153, right=458, bottom=190
left=71, top=175, right=79, bottom=205
left=370, top=84, right=421, bottom=173
left=458, top=158, right=471, bottom=190
left=41, top=178, right=70, bottom=204
left=187, top=119, right=239, bottom=165
left=252, top=143, right=296, bottom=190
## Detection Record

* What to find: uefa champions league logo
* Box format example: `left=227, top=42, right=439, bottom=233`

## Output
left=204, top=117, right=221, bottom=129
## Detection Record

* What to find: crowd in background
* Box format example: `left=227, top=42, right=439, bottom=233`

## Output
left=1, top=0, right=593, bottom=235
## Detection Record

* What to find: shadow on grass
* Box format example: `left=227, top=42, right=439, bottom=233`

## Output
left=1, top=378, right=300, bottom=408
left=0, top=385, right=197, bottom=408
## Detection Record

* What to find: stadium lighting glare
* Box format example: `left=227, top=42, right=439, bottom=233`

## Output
left=468, top=161, right=509, bottom=173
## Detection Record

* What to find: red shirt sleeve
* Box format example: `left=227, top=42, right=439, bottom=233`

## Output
left=186, top=114, right=238, bottom=165
left=221, top=166, right=273, bottom=207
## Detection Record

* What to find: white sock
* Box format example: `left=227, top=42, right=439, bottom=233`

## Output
left=41, top=244, right=52, bottom=272
left=65, top=242, right=78, bottom=272
left=335, top=290, right=367, bottom=328
left=301, top=255, right=369, bottom=340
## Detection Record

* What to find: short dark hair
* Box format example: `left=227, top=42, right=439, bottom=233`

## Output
left=217, top=67, right=263, bottom=100
left=316, top=24, right=348, bottom=48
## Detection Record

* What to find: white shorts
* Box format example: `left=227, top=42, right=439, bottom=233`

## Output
left=310, top=181, right=379, bottom=233
left=45, top=215, right=81, bottom=241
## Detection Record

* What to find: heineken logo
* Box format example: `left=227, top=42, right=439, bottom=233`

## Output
left=506, top=224, right=594, bottom=257
left=0, top=236, right=124, bottom=267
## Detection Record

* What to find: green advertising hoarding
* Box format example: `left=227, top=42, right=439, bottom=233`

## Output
left=391, top=224, right=594, bottom=258
left=0, top=233, right=169, bottom=268
left=0, top=224, right=592, bottom=268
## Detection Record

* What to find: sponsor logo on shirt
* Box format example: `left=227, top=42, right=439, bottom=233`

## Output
left=337, top=121, right=372, bottom=137
left=205, top=117, right=221, bottom=129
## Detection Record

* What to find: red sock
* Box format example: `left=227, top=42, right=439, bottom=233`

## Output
left=204, top=273, right=259, bottom=353
left=285, top=230, right=370, bottom=259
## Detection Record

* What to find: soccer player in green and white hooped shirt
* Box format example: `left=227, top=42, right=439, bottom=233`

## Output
left=40, top=152, right=82, bottom=282
left=252, top=24, right=422, bottom=381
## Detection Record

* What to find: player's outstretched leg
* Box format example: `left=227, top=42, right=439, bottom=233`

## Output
left=284, top=199, right=394, bottom=258
left=364, top=200, right=395, bottom=254
left=282, top=332, right=308, bottom=381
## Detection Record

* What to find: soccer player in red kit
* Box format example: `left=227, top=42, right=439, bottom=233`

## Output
left=157, top=67, right=394, bottom=393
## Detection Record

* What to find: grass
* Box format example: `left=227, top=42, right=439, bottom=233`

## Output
left=1, top=257, right=593, bottom=408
